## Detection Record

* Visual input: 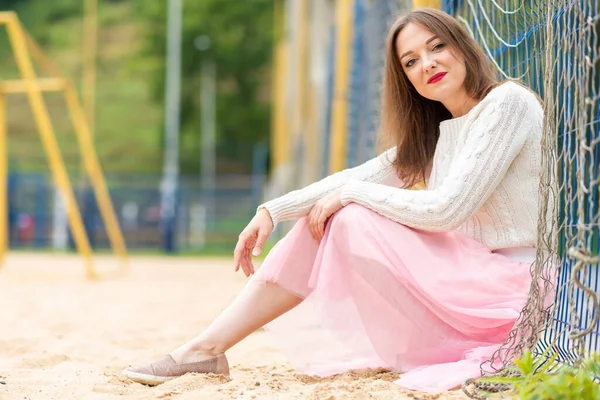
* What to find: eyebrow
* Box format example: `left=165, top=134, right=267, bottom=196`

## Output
left=399, top=35, right=439, bottom=60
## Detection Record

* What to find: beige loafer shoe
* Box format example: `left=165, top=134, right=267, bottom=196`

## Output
left=123, top=353, right=229, bottom=386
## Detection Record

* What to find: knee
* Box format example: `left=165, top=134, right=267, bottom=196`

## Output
left=329, top=203, right=370, bottom=230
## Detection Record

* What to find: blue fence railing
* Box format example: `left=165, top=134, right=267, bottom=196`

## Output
left=7, top=172, right=263, bottom=254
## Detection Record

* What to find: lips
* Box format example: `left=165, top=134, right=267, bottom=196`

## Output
left=427, top=72, right=447, bottom=84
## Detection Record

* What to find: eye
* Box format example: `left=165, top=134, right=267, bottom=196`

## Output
left=405, top=58, right=416, bottom=68
left=432, top=42, right=446, bottom=51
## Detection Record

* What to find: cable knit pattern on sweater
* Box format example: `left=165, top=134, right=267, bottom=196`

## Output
left=259, top=81, right=543, bottom=250
left=259, top=147, right=397, bottom=224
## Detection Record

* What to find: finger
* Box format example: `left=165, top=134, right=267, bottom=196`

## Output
left=314, top=211, right=322, bottom=241
left=318, top=211, right=328, bottom=241
left=309, top=208, right=320, bottom=240
left=308, top=215, right=316, bottom=241
left=237, top=245, right=247, bottom=276
left=242, top=238, right=256, bottom=276
left=239, top=247, right=248, bottom=276
left=247, top=245, right=256, bottom=275
left=239, top=248, right=249, bottom=277
left=307, top=209, right=315, bottom=239
left=252, top=228, right=269, bottom=257
left=235, top=232, right=254, bottom=273
left=311, top=219, right=319, bottom=241
left=233, top=237, right=246, bottom=272
left=244, top=248, right=255, bottom=275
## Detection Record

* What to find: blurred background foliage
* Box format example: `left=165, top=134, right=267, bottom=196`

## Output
left=0, top=0, right=274, bottom=175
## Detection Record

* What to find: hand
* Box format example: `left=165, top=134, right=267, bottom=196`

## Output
left=234, top=208, right=274, bottom=277
left=308, top=188, right=344, bottom=241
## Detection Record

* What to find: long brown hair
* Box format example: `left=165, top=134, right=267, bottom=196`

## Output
left=380, top=8, right=498, bottom=188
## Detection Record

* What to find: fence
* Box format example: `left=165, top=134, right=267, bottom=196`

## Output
left=346, top=0, right=413, bottom=167
left=444, top=0, right=600, bottom=372
left=266, top=0, right=414, bottom=226
left=270, top=0, right=600, bottom=375
left=7, top=171, right=263, bottom=253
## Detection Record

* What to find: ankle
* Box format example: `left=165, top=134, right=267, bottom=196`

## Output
left=190, top=342, right=224, bottom=358
left=171, top=341, right=224, bottom=363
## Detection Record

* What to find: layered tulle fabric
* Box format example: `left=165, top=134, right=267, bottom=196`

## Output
left=251, top=203, right=534, bottom=393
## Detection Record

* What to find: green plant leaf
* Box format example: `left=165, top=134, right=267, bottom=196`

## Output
left=533, top=351, right=559, bottom=377
left=514, top=350, right=534, bottom=376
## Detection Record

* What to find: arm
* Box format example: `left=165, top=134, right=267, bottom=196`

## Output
left=340, top=85, right=543, bottom=231
left=259, top=147, right=396, bottom=227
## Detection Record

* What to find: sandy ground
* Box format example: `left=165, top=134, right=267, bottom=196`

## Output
left=0, top=253, right=471, bottom=400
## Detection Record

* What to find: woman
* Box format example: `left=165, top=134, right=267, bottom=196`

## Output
left=124, top=8, right=543, bottom=392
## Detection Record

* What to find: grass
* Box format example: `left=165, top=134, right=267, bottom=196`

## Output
left=9, top=239, right=278, bottom=260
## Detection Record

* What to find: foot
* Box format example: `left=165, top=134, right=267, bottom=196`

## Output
left=122, top=353, right=230, bottom=386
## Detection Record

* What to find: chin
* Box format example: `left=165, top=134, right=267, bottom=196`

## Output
left=429, top=85, right=455, bottom=101
left=422, top=94, right=441, bottom=102
left=422, top=90, right=447, bottom=103
left=419, top=85, right=450, bottom=102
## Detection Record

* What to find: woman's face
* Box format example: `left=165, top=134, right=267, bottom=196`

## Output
left=395, top=23, right=467, bottom=102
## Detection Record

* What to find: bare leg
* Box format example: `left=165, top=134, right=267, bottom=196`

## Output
left=170, top=280, right=303, bottom=363
left=124, top=218, right=318, bottom=384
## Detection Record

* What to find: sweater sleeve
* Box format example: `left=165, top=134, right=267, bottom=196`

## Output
left=258, top=147, right=397, bottom=226
left=340, top=85, right=543, bottom=232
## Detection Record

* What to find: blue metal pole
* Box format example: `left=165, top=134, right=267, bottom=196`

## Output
left=33, top=174, right=47, bottom=248
left=441, top=0, right=456, bottom=14
left=346, top=0, right=365, bottom=167
left=251, top=143, right=268, bottom=215
left=160, top=0, right=183, bottom=253
left=83, top=185, right=96, bottom=249
left=7, top=171, right=17, bottom=247
left=323, top=25, right=336, bottom=178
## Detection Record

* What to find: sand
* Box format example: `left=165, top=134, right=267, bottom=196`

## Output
left=0, top=253, right=471, bottom=400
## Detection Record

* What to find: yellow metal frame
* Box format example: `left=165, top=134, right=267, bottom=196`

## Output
left=82, top=0, right=98, bottom=138
left=0, top=11, right=128, bottom=278
left=293, top=0, right=309, bottom=175
left=271, top=0, right=289, bottom=171
left=413, top=0, right=441, bottom=9
left=329, top=0, right=354, bottom=174
left=304, top=2, right=318, bottom=183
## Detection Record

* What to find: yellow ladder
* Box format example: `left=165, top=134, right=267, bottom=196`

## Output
left=0, top=12, right=128, bottom=279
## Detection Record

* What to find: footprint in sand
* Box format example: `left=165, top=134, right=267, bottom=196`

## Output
left=19, top=353, right=70, bottom=368
left=0, top=339, right=39, bottom=358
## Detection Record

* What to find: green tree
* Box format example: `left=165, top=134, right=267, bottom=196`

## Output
left=133, top=0, right=274, bottom=174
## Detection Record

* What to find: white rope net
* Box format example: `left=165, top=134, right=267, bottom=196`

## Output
left=449, top=0, right=600, bottom=397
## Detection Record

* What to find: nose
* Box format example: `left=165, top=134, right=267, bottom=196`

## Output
left=422, top=55, right=437, bottom=73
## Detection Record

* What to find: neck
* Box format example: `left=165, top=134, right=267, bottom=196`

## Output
left=442, top=89, right=479, bottom=118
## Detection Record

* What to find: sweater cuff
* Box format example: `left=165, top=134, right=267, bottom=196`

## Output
left=257, top=197, right=301, bottom=227
left=256, top=204, right=282, bottom=228
left=256, top=205, right=278, bottom=228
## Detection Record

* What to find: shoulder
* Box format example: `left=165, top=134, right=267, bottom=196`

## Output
left=469, top=81, right=543, bottom=124
left=486, top=81, right=542, bottom=113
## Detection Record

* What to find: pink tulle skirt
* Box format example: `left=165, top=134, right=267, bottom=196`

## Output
left=251, top=203, right=533, bottom=393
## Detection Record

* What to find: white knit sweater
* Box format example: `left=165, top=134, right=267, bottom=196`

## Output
left=259, top=81, right=543, bottom=250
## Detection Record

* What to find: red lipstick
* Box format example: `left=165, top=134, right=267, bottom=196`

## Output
left=427, top=72, right=447, bottom=84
